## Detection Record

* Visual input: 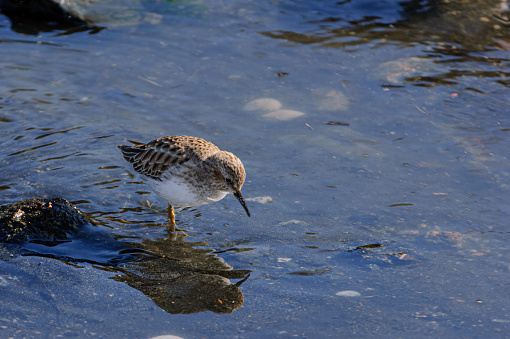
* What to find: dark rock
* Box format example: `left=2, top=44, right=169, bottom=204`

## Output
left=0, top=0, right=86, bottom=24
left=0, top=198, right=87, bottom=243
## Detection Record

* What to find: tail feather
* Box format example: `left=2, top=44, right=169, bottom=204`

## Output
left=117, top=143, right=145, bottom=162
left=125, top=138, right=146, bottom=147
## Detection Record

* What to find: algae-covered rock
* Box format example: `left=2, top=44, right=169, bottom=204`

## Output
left=0, top=198, right=87, bottom=243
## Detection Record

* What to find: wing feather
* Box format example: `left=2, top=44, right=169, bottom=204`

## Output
left=117, top=137, right=192, bottom=180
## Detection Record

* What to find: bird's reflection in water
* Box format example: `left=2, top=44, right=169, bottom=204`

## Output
left=110, top=231, right=251, bottom=314
left=2, top=202, right=251, bottom=315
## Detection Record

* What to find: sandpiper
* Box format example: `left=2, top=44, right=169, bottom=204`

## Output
left=118, top=136, right=250, bottom=227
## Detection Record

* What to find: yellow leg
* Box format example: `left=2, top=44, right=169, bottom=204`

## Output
left=167, top=204, right=176, bottom=232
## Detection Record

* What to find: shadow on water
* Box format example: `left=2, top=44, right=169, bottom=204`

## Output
left=0, top=199, right=250, bottom=315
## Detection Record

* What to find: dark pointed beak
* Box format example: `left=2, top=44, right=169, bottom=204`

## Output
left=234, top=190, right=250, bottom=217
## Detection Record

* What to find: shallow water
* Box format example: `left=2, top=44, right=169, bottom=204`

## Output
left=1, top=0, right=509, bottom=337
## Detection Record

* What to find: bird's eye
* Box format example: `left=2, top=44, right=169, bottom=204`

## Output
left=225, top=178, right=232, bottom=184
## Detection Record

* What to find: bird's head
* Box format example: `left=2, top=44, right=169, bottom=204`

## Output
left=212, top=151, right=250, bottom=217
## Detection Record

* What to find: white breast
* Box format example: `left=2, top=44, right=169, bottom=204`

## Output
left=145, top=176, right=227, bottom=208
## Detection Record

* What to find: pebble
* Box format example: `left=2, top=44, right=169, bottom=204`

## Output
left=243, top=98, right=282, bottom=111
left=492, top=319, right=510, bottom=323
left=377, top=57, right=441, bottom=84
left=246, top=196, right=273, bottom=204
left=335, top=290, right=361, bottom=297
left=263, top=109, right=305, bottom=121
left=276, top=220, right=305, bottom=226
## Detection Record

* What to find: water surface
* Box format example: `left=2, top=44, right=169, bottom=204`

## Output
left=0, top=0, right=509, bottom=337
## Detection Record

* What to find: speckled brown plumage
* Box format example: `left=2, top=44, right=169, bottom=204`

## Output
left=117, top=135, right=250, bottom=225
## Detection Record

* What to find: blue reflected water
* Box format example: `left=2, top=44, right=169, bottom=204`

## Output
left=0, top=0, right=509, bottom=337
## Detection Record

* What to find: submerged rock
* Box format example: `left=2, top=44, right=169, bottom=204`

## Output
left=336, top=290, right=361, bottom=297
left=244, top=97, right=306, bottom=120
left=262, top=109, right=305, bottom=121
left=243, top=98, right=282, bottom=112
left=376, top=57, right=442, bottom=84
left=0, top=198, right=87, bottom=243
